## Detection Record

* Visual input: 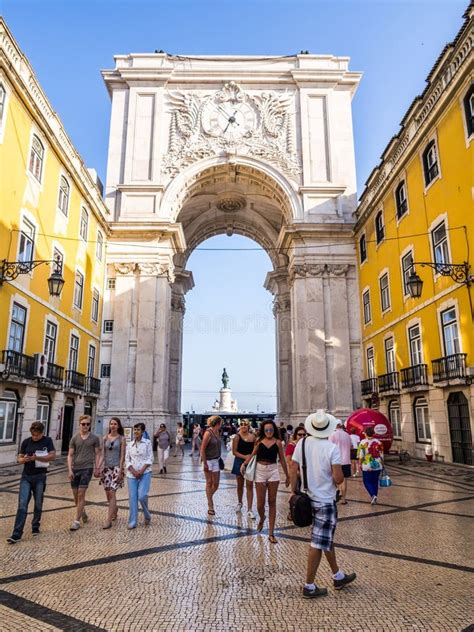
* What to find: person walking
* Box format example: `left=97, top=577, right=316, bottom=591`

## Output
left=350, top=429, right=361, bottom=477
left=68, top=415, right=101, bottom=531
left=285, top=426, right=306, bottom=520
left=174, top=422, right=185, bottom=457
left=290, top=409, right=356, bottom=598
left=200, top=415, right=223, bottom=516
left=125, top=423, right=153, bottom=529
left=231, top=419, right=256, bottom=518
left=358, top=426, right=384, bottom=504
left=243, top=419, right=289, bottom=544
left=100, top=417, right=126, bottom=529
left=155, top=424, right=171, bottom=474
left=190, top=423, right=201, bottom=457
left=6, top=422, right=56, bottom=544
left=328, top=421, right=352, bottom=504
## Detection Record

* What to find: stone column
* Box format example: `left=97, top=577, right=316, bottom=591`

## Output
left=168, top=270, right=194, bottom=429
left=264, top=271, right=293, bottom=424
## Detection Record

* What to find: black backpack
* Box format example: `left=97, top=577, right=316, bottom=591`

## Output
left=289, top=437, right=313, bottom=527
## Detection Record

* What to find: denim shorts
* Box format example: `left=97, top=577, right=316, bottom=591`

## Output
left=71, top=468, right=93, bottom=489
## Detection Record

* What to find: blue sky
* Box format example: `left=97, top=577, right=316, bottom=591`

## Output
left=2, top=0, right=467, bottom=411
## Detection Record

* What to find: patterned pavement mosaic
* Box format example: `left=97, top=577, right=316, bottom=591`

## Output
left=0, top=451, right=473, bottom=631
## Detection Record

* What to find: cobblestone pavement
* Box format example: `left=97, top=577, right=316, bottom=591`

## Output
left=0, top=452, right=472, bottom=631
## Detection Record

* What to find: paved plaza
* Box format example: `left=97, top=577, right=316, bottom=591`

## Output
left=0, top=452, right=473, bottom=631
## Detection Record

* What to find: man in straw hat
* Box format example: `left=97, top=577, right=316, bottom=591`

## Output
left=290, top=409, right=356, bottom=598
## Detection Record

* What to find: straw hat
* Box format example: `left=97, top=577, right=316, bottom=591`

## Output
left=304, top=409, right=338, bottom=439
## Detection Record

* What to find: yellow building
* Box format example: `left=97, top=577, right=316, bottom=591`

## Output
left=0, top=20, right=110, bottom=464
left=354, top=6, right=473, bottom=464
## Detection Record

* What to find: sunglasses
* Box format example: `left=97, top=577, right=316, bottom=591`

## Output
left=80, top=423, right=91, bottom=427
left=297, top=433, right=306, bottom=438
left=108, top=441, right=115, bottom=450
left=264, top=428, right=274, bottom=433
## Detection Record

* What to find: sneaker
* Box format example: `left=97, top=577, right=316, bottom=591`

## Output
left=247, top=510, right=256, bottom=520
left=159, top=469, right=163, bottom=474
left=333, top=572, right=357, bottom=590
left=82, top=512, right=89, bottom=523
left=303, top=585, right=328, bottom=598
left=32, top=530, right=40, bottom=536
left=164, top=467, right=167, bottom=474
left=69, top=520, right=81, bottom=531
left=236, top=503, right=243, bottom=513
left=371, top=496, right=378, bottom=505
left=144, top=517, right=151, bottom=526
left=127, top=524, right=136, bottom=530
left=6, top=536, right=20, bottom=544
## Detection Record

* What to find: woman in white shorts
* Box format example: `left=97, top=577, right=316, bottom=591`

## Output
left=243, top=420, right=289, bottom=543
left=200, top=416, right=223, bottom=516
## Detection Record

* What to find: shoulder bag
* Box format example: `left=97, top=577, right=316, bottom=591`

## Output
left=289, top=438, right=313, bottom=527
left=243, top=454, right=257, bottom=482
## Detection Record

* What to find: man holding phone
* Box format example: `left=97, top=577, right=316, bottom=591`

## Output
left=6, top=421, right=56, bottom=544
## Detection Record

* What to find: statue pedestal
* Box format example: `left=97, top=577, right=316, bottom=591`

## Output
left=219, top=388, right=232, bottom=412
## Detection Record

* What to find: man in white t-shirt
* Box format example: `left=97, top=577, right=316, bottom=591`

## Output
left=290, top=409, right=356, bottom=598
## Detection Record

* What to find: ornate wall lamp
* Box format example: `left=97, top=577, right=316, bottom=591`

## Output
left=407, top=261, right=472, bottom=299
left=0, top=254, right=65, bottom=297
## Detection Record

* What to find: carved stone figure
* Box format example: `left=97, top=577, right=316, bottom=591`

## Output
left=221, top=367, right=229, bottom=389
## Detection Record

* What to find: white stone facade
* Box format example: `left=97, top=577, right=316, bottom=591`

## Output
left=99, top=53, right=363, bottom=433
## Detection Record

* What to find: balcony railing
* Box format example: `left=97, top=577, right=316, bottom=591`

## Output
left=378, top=371, right=399, bottom=392
left=401, top=364, right=428, bottom=388
left=1, top=350, right=35, bottom=380
left=85, top=376, right=101, bottom=395
left=432, top=353, right=467, bottom=382
left=44, top=362, right=64, bottom=387
left=64, top=370, right=86, bottom=391
left=361, top=378, right=378, bottom=396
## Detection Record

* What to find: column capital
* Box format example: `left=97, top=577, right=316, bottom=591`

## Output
left=113, top=262, right=137, bottom=275
left=273, top=293, right=291, bottom=315
left=136, top=261, right=176, bottom=283
left=171, top=291, right=186, bottom=313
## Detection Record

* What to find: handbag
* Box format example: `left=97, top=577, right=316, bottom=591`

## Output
left=379, top=468, right=392, bottom=487
left=289, top=438, right=313, bottom=527
left=243, top=454, right=257, bottom=482
left=218, top=457, right=225, bottom=470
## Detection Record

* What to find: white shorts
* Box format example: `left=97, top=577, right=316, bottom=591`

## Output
left=255, top=462, right=280, bottom=483
left=205, top=458, right=220, bottom=473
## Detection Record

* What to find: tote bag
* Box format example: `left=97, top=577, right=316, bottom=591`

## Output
left=244, top=455, right=257, bottom=482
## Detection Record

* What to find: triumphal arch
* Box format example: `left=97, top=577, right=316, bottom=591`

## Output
left=99, top=53, right=362, bottom=429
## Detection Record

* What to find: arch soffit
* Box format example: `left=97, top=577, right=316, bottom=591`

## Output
left=160, top=155, right=303, bottom=224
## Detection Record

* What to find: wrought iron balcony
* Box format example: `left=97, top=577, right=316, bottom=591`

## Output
left=44, top=362, right=64, bottom=387
left=401, top=364, right=428, bottom=388
left=361, top=378, right=378, bottom=396
left=378, top=371, right=400, bottom=393
left=64, top=370, right=86, bottom=391
left=85, top=376, right=101, bottom=395
left=432, top=353, right=467, bottom=382
left=1, top=350, right=35, bottom=380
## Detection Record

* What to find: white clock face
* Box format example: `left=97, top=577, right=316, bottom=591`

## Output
left=203, top=101, right=256, bottom=139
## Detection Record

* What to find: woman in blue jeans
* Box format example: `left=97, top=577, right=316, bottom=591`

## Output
left=125, top=423, right=153, bottom=529
left=357, top=426, right=384, bottom=505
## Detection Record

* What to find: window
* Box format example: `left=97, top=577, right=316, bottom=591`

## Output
left=401, top=251, right=414, bottom=296
left=29, top=134, right=44, bottom=181
left=432, top=221, right=449, bottom=269
left=103, top=320, right=114, bottom=334
left=441, top=308, right=460, bottom=356
left=68, top=334, right=79, bottom=371
left=385, top=337, right=396, bottom=373
left=80, top=207, right=89, bottom=241
left=379, top=273, right=390, bottom=312
left=18, top=218, right=35, bottom=263
left=0, top=83, right=5, bottom=127
left=408, top=324, right=423, bottom=366
left=375, top=211, right=384, bottom=244
left=0, top=391, right=18, bottom=443
left=91, top=289, right=99, bottom=323
left=73, top=271, right=84, bottom=309
left=366, top=347, right=375, bottom=378
left=101, top=364, right=111, bottom=378
left=422, top=140, right=439, bottom=186
left=395, top=181, right=408, bottom=219
left=44, top=321, right=57, bottom=363
left=388, top=400, right=401, bottom=439
left=107, top=278, right=116, bottom=290
left=363, top=290, right=371, bottom=324
left=87, top=345, right=96, bottom=377
left=96, top=231, right=104, bottom=261
left=464, top=84, right=474, bottom=137
left=36, top=395, right=51, bottom=434
left=8, top=303, right=27, bottom=352
left=359, top=234, right=367, bottom=263
left=58, top=176, right=70, bottom=216
left=414, top=397, right=431, bottom=442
